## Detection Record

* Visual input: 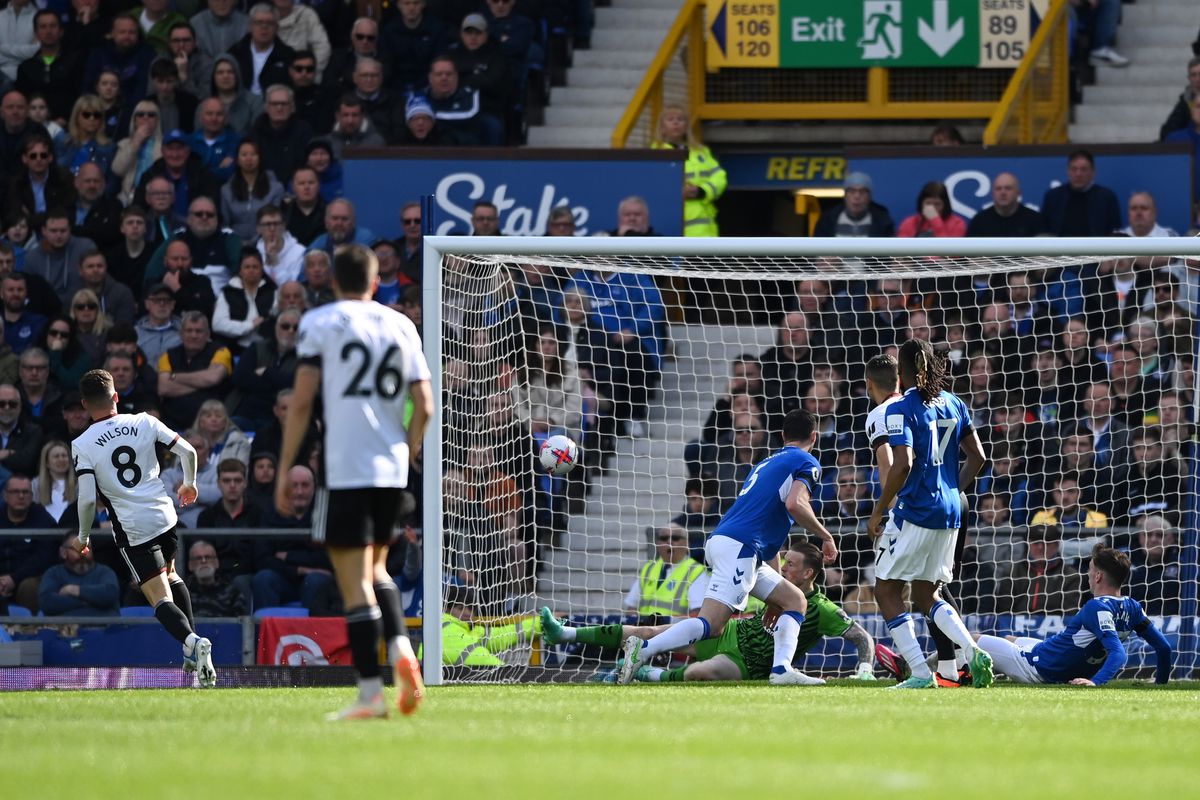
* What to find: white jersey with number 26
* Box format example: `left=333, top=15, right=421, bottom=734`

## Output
left=296, top=299, right=431, bottom=490
left=72, top=413, right=180, bottom=546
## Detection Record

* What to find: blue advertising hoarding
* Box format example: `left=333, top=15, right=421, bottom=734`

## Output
left=847, top=144, right=1195, bottom=235
left=343, top=149, right=684, bottom=239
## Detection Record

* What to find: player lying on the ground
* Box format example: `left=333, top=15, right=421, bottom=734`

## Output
left=542, top=542, right=875, bottom=683
left=976, top=544, right=1173, bottom=686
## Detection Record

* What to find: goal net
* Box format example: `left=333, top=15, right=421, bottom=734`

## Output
left=420, top=236, right=1199, bottom=685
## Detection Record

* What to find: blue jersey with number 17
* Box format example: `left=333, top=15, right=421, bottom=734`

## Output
left=886, top=388, right=973, bottom=530
left=710, top=446, right=821, bottom=562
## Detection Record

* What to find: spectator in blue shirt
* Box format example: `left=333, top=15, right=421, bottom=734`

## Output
left=1164, top=96, right=1200, bottom=208
left=1, top=272, right=46, bottom=354
left=38, top=530, right=121, bottom=616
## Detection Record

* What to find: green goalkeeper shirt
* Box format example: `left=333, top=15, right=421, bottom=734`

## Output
left=735, top=588, right=853, bottom=679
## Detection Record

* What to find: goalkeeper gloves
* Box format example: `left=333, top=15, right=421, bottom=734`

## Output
left=853, top=662, right=876, bottom=681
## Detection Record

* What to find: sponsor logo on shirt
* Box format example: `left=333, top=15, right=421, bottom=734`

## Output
left=886, top=414, right=904, bottom=434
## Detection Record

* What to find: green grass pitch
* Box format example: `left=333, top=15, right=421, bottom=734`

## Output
left=4, top=681, right=1198, bottom=798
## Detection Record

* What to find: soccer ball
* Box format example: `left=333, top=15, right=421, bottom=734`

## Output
left=539, top=435, right=578, bottom=476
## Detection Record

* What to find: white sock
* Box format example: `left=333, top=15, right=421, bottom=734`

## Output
left=937, top=659, right=958, bottom=681
left=184, top=632, right=200, bottom=652
left=771, top=611, right=804, bottom=671
left=387, top=635, right=416, bottom=665
left=558, top=626, right=578, bottom=643
left=886, top=613, right=932, bottom=679
left=357, top=675, right=383, bottom=702
left=641, top=667, right=666, bottom=682
left=956, top=650, right=969, bottom=670
left=641, top=617, right=708, bottom=659
left=930, top=601, right=977, bottom=654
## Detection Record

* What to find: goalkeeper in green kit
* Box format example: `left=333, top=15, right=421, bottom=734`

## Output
left=541, top=541, right=877, bottom=682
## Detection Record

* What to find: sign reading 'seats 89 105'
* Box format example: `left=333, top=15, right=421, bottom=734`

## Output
left=342, top=149, right=684, bottom=238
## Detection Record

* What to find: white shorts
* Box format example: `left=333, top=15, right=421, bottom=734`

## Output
left=874, top=517, right=957, bottom=584
left=703, top=534, right=783, bottom=612
left=977, top=635, right=1043, bottom=684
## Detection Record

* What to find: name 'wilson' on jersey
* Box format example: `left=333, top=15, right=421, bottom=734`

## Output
left=297, top=300, right=431, bottom=489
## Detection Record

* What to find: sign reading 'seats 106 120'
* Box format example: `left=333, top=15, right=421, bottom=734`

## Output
left=706, top=0, right=1036, bottom=70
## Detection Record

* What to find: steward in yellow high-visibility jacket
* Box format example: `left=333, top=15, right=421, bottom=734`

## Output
left=652, top=106, right=727, bottom=237
left=627, top=523, right=708, bottom=622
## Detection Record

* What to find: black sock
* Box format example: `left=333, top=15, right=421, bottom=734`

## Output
left=373, top=581, right=408, bottom=640
left=154, top=600, right=195, bottom=644
left=346, top=605, right=383, bottom=679
left=929, top=589, right=962, bottom=662
left=169, top=580, right=194, bottom=629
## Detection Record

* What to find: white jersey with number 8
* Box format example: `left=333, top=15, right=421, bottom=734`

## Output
left=72, top=413, right=181, bottom=546
left=296, top=299, right=431, bottom=489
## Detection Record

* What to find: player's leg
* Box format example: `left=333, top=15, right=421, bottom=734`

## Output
left=539, top=608, right=667, bottom=648
left=872, top=517, right=934, bottom=685
left=976, top=635, right=1042, bottom=684
left=328, top=544, right=387, bottom=719
left=913, top=526, right=993, bottom=688
left=365, top=488, right=423, bottom=715
left=926, top=587, right=959, bottom=684
left=758, top=574, right=823, bottom=686
left=618, top=535, right=744, bottom=683
left=127, top=535, right=214, bottom=687
left=641, top=654, right=744, bottom=683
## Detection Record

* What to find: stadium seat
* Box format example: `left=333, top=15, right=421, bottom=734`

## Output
left=5, top=605, right=32, bottom=617
left=119, top=606, right=156, bottom=617
left=253, top=607, right=310, bottom=619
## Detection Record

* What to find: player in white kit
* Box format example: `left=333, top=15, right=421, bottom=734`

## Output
left=70, top=369, right=215, bottom=687
left=275, top=243, right=432, bottom=721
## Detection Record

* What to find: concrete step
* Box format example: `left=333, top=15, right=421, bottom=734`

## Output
left=591, top=27, right=674, bottom=51
left=1074, top=104, right=1173, bottom=126
left=1082, top=85, right=1181, bottom=106
left=1117, top=28, right=1197, bottom=49
left=566, top=67, right=646, bottom=89
left=544, top=104, right=623, bottom=129
left=1069, top=123, right=1155, bottom=144
left=1098, top=64, right=1188, bottom=85
left=573, top=48, right=656, bottom=70
left=526, top=126, right=612, bottom=147
left=594, top=6, right=679, bottom=26
left=547, top=86, right=644, bottom=108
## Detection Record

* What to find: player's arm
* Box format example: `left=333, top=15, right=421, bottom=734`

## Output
left=958, top=428, right=987, bottom=493
left=785, top=479, right=837, bottom=563
left=842, top=621, right=875, bottom=678
left=74, top=471, right=97, bottom=550
left=1135, top=619, right=1174, bottom=685
left=1073, top=604, right=1128, bottom=687
left=276, top=363, right=320, bottom=514
left=168, top=434, right=199, bottom=505
left=406, top=378, right=432, bottom=465
left=873, top=438, right=893, bottom=491
left=869, top=444, right=911, bottom=537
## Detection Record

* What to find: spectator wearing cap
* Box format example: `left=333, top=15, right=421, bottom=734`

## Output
left=135, top=281, right=182, bottom=366
left=72, top=163, right=123, bottom=252
left=450, top=14, right=513, bottom=139
left=324, top=17, right=385, bottom=94
left=328, top=94, right=384, bottom=159
left=133, top=128, right=221, bottom=220
left=65, top=249, right=135, bottom=325
left=392, top=96, right=455, bottom=146
left=250, top=83, right=313, bottom=185
left=994, top=517, right=1084, bottom=615
left=189, top=97, right=241, bottom=183
left=272, top=0, right=329, bottom=79
left=380, top=0, right=448, bottom=94
left=897, top=180, right=966, bottom=238
left=418, top=55, right=487, bottom=146
left=15, top=10, right=85, bottom=122
left=287, top=50, right=334, bottom=135
left=303, top=139, right=341, bottom=202
left=228, top=4, right=295, bottom=97
left=1040, top=149, right=1121, bottom=237
left=147, top=56, right=198, bottom=135
left=813, top=172, right=895, bottom=237
left=81, top=15, right=156, bottom=104
left=966, top=172, right=1046, bottom=237
left=192, top=0, right=249, bottom=62
left=220, top=138, right=285, bottom=242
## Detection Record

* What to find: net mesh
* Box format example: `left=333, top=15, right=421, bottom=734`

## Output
left=436, top=248, right=1198, bottom=683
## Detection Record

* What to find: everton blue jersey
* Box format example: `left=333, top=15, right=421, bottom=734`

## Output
left=711, top=446, right=821, bottom=562
left=1029, top=596, right=1149, bottom=685
left=886, top=388, right=972, bottom=530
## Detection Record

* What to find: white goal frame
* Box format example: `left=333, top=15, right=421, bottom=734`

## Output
left=419, top=234, right=1200, bottom=685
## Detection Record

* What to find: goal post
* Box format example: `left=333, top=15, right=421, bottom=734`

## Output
left=420, top=234, right=1200, bottom=686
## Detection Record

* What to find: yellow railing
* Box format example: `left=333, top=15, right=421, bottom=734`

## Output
left=614, top=0, right=1070, bottom=148
left=612, top=0, right=704, bottom=149
left=983, top=0, right=1071, bottom=145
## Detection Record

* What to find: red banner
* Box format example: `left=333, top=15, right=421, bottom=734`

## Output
left=257, top=617, right=352, bottom=666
